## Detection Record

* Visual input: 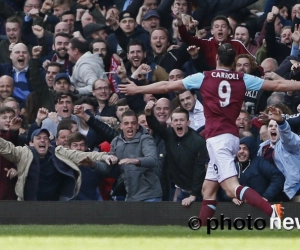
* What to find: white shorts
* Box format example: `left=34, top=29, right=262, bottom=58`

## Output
left=205, top=133, right=239, bottom=183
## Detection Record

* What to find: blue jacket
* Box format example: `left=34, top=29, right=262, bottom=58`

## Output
left=237, top=137, right=284, bottom=201
left=0, top=62, right=32, bottom=108
left=258, top=121, right=300, bottom=199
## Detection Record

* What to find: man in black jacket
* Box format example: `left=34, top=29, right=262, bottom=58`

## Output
left=145, top=100, right=207, bottom=206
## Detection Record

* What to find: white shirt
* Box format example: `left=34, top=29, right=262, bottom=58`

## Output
left=189, top=100, right=205, bottom=131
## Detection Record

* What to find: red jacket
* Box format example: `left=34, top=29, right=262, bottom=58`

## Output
left=178, top=24, right=252, bottom=68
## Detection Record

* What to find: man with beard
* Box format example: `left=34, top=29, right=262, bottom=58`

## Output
left=258, top=106, right=300, bottom=202
left=50, top=33, right=73, bottom=75
left=234, top=54, right=262, bottom=114
left=234, top=136, right=284, bottom=204
left=265, top=9, right=292, bottom=65
left=234, top=25, right=259, bottom=56
left=116, top=39, right=168, bottom=113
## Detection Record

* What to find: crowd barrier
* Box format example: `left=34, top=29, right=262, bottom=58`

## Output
left=0, top=202, right=298, bottom=226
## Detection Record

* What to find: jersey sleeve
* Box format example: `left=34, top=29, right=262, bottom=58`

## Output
left=182, top=73, right=205, bottom=90
left=243, top=74, right=264, bottom=91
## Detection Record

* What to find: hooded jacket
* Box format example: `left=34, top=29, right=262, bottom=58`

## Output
left=71, top=52, right=106, bottom=95
left=109, top=126, right=162, bottom=201
left=237, top=136, right=284, bottom=201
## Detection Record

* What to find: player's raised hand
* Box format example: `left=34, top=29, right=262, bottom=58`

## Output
left=144, top=100, right=156, bottom=116
left=32, top=45, right=43, bottom=59
left=119, top=78, right=138, bottom=95
left=9, top=117, right=23, bottom=131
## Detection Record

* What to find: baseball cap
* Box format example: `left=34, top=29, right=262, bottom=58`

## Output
left=55, top=73, right=71, bottom=85
left=119, top=10, right=135, bottom=21
left=142, top=10, right=160, bottom=21
left=31, top=128, right=50, bottom=142
left=83, top=23, right=106, bottom=39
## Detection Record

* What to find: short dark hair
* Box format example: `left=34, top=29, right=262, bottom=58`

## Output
left=121, top=110, right=137, bottom=120
left=127, top=39, right=146, bottom=53
left=69, top=37, right=89, bottom=54
left=54, top=32, right=71, bottom=44
left=211, top=15, right=230, bottom=28
left=178, top=89, right=196, bottom=96
left=57, top=119, right=77, bottom=132
left=217, top=43, right=236, bottom=67
left=116, top=98, right=128, bottom=107
left=45, top=62, right=64, bottom=72
left=56, top=127, right=71, bottom=139
left=54, top=92, right=77, bottom=104
left=171, top=108, right=189, bottom=121
left=61, top=10, right=75, bottom=18
left=0, top=106, right=15, bottom=116
left=67, top=132, right=87, bottom=147
left=74, top=96, right=98, bottom=111
left=90, top=38, right=107, bottom=51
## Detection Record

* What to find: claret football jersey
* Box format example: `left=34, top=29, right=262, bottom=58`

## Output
left=182, top=69, right=264, bottom=139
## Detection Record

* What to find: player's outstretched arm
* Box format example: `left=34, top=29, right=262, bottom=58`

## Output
left=262, top=79, right=300, bottom=92
left=119, top=78, right=185, bottom=95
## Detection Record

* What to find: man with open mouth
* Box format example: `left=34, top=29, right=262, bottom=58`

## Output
left=258, top=106, right=300, bottom=202
left=0, top=125, right=113, bottom=201
left=145, top=103, right=207, bottom=206
left=118, top=43, right=300, bottom=228
left=177, top=13, right=252, bottom=69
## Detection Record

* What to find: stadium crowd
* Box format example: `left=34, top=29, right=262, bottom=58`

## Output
left=0, top=0, right=300, bottom=205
